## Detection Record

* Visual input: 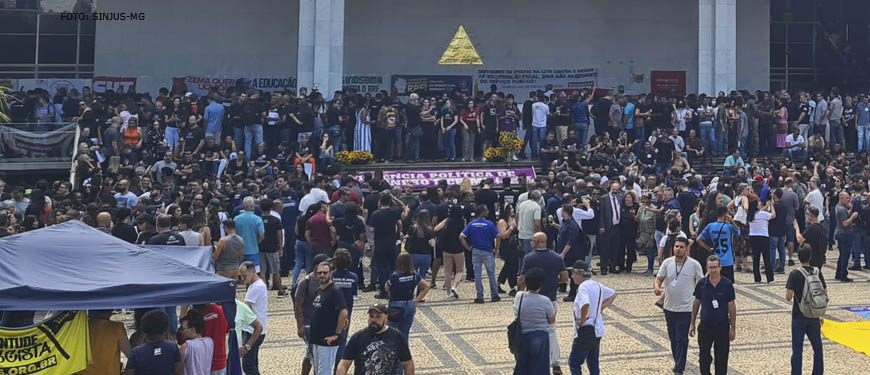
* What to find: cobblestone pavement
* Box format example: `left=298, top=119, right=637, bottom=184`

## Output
left=250, top=257, right=870, bottom=374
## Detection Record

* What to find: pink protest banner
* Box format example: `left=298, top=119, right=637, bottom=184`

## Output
left=355, top=167, right=536, bottom=189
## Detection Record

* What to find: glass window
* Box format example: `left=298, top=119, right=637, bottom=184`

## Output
left=38, top=13, right=77, bottom=35
left=78, top=34, right=94, bottom=64
left=0, top=35, right=36, bottom=63
left=0, top=11, right=37, bottom=33
left=38, top=35, right=77, bottom=64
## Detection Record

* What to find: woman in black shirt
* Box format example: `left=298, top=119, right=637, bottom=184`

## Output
left=385, top=252, right=430, bottom=341
left=333, top=204, right=367, bottom=283
left=403, top=210, right=435, bottom=280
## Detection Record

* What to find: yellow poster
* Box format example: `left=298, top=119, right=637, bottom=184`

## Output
left=0, top=311, right=91, bottom=375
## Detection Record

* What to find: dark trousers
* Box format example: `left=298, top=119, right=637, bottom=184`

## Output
left=835, top=233, right=854, bottom=280
left=497, top=245, right=519, bottom=288
left=372, top=127, right=390, bottom=160
left=568, top=335, right=601, bottom=375
left=720, top=266, right=735, bottom=284
left=749, top=236, right=773, bottom=283
left=373, top=240, right=397, bottom=293
left=698, top=324, right=730, bottom=375
left=759, top=122, right=772, bottom=155
left=664, top=310, right=691, bottom=373
left=241, top=332, right=265, bottom=375
left=791, top=316, right=823, bottom=375
left=619, top=227, right=637, bottom=271
left=599, top=227, right=621, bottom=271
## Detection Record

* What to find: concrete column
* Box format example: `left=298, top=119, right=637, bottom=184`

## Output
left=313, top=0, right=331, bottom=94
left=297, top=0, right=315, bottom=93
left=698, top=0, right=714, bottom=95
left=713, top=0, right=737, bottom=94
left=328, top=0, right=345, bottom=96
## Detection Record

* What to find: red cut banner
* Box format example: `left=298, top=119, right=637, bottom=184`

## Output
left=650, top=71, right=686, bottom=95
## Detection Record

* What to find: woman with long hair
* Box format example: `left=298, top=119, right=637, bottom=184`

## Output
left=440, top=99, right=459, bottom=161
left=775, top=99, right=789, bottom=151
left=496, top=203, right=520, bottom=295
left=435, top=198, right=467, bottom=299
left=385, top=252, right=430, bottom=341
left=403, top=209, right=435, bottom=280
left=459, top=99, right=479, bottom=161
left=353, top=96, right=371, bottom=152
left=618, top=192, right=640, bottom=272
left=333, top=204, right=366, bottom=285
left=731, top=183, right=753, bottom=272
left=747, top=198, right=776, bottom=283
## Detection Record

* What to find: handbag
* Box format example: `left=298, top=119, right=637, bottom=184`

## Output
left=575, top=285, right=602, bottom=351
left=388, top=305, right=405, bottom=323
left=507, top=294, right=524, bottom=354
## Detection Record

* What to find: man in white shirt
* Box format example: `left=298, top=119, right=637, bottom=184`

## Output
left=569, top=260, right=617, bottom=375
left=654, top=237, right=704, bottom=375
left=669, top=128, right=687, bottom=158
left=299, top=180, right=330, bottom=213
left=785, top=127, right=806, bottom=163
left=239, top=261, right=268, bottom=375
left=531, top=96, right=550, bottom=159
left=804, top=177, right=825, bottom=223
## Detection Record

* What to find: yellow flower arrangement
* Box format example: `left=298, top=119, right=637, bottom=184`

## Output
left=335, top=150, right=374, bottom=164
left=483, top=147, right=506, bottom=160
left=498, top=131, right=524, bottom=152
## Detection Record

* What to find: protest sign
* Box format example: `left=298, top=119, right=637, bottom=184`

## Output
left=342, top=75, right=390, bottom=94
left=391, top=75, right=474, bottom=96
left=354, top=167, right=536, bottom=189
left=476, top=68, right=597, bottom=98
left=0, top=311, right=91, bottom=375
left=0, top=123, right=79, bottom=162
left=92, top=76, right=137, bottom=94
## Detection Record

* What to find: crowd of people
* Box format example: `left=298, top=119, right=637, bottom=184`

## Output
left=1, top=83, right=870, bottom=375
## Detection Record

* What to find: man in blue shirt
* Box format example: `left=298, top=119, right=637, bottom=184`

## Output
left=204, top=95, right=225, bottom=140
left=697, top=206, right=741, bottom=282
left=235, top=196, right=265, bottom=273
left=857, top=95, right=870, bottom=151
left=689, top=255, right=736, bottom=375
left=571, top=90, right=593, bottom=147
left=460, top=204, right=502, bottom=304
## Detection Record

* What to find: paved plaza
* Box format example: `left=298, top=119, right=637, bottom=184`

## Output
left=248, top=256, right=870, bottom=375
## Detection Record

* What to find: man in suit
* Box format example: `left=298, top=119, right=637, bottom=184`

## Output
left=598, top=180, right=623, bottom=274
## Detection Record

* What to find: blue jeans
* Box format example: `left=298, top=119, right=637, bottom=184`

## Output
left=334, top=329, right=349, bottom=373
left=244, top=124, right=263, bottom=156
left=856, top=235, right=870, bottom=267
left=472, top=248, right=498, bottom=300
left=770, top=235, right=786, bottom=272
left=786, top=148, right=806, bottom=164
left=656, top=162, right=671, bottom=177
left=291, top=240, right=313, bottom=287
left=664, top=310, right=691, bottom=373
left=233, top=127, right=245, bottom=153
left=165, top=126, right=180, bottom=152
left=568, top=333, right=600, bottom=375
left=575, top=122, right=590, bottom=148
left=327, top=125, right=343, bottom=151
left=829, top=121, right=844, bottom=151
left=442, top=128, right=457, bottom=159
left=405, top=130, right=421, bottom=161
left=412, top=253, right=431, bottom=280
left=700, top=126, right=716, bottom=156
left=859, top=125, right=870, bottom=151
left=515, top=330, right=550, bottom=375
left=835, top=233, right=855, bottom=279
left=531, top=127, right=546, bottom=158
left=715, top=126, right=727, bottom=155
left=387, top=300, right=416, bottom=341
left=791, top=316, right=823, bottom=375
left=311, top=344, right=339, bottom=375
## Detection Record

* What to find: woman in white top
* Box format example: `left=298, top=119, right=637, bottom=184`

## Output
left=731, top=183, right=752, bottom=272
left=747, top=198, right=776, bottom=283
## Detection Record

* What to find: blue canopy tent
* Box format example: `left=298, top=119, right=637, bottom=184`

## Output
left=144, top=245, right=215, bottom=273
left=0, top=220, right=242, bottom=375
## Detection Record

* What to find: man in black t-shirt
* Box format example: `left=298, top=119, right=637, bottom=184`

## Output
left=796, top=206, right=826, bottom=271
left=261, top=199, right=285, bottom=296
left=147, top=214, right=183, bottom=245
left=199, top=136, right=224, bottom=179
left=337, top=303, right=413, bottom=375
left=369, top=194, right=407, bottom=298
left=474, top=179, right=499, bottom=217
left=309, top=262, right=349, bottom=374
left=785, top=245, right=826, bottom=375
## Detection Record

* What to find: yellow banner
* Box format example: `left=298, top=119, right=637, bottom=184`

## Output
left=0, top=311, right=91, bottom=375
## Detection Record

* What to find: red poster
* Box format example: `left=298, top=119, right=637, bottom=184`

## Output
left=650, top=71, right=686, bottom=95
left=93, top=76, right=138, bottom=93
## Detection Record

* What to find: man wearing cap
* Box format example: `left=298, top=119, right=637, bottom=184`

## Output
left=337, top=303, right=414, bottom=375
left=654, top=237, right=704, bottom=375
left=568, top=260, right=617, bottom=375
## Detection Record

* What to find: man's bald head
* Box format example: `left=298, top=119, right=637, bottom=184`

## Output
left=532, top=232, right=548, bottom=250
left=96, top=212, right=112, bottom=228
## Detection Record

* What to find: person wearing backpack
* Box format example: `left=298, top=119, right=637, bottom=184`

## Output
left=511, top=267, right=555, bottom=375
left=785, top=244, right=828, bottom=375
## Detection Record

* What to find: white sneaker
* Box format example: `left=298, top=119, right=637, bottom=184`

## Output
left=450, top=287, right=459, bottom=299
left=482, top=157, right=487, bottom=161
left=512, top=155, right=519, bottom=161
left=353, top=295, right=360, bottom=301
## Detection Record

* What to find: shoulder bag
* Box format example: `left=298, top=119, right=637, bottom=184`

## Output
left=575, top=284, right=603, bottom=351
left=507, top=294, right=524, bottom=354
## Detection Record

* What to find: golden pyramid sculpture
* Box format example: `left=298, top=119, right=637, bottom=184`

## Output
left=438, top=25, right=483, bottom=65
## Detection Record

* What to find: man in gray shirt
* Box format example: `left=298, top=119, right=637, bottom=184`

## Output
left=834, top=192, right=859, bottom=282
left=213, top=218, right=244, bottom=279
left=828, top=90, right=844, bottom=151
left=149, top=151, right=178, bottom=185
left=813, top=93, right=828, bottom=136
left=781, top=179, right=801, bottom=266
